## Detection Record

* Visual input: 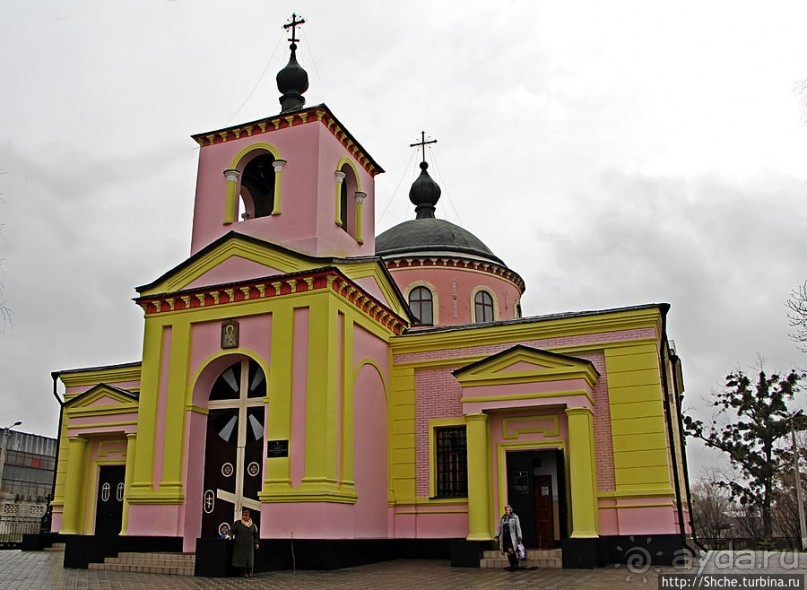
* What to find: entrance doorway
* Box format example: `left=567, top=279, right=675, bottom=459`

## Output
left=201, top=359, right=266, bottom=538
left=95, top=465, right=125, bottom=536
left=506, top=449, right=567, bottom=548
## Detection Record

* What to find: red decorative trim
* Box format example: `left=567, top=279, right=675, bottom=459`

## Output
left=385, top=257, right=525, bottom=293
left=135, top=269, right=407, bottom=335
left=191, top=107, right=380, bottom=177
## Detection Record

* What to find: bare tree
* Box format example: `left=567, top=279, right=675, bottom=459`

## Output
left=787, top=281, right=807, bottom=353
left=691, top=473, right=732, bottom=540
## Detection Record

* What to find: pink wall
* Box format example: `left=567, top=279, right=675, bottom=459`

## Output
left=261, top=502, right=355, bottom=538
left=181, top=410, right=207, bottom=552
left=389, top=265, right=521, bottom=326
left=392, top=505, right=468, bottom=539
left=126, top=504, right=183, bottom=536
left=352, top=364, right=389, bottom=538
left=190, top=118, right=376, bottom=259
left=188, top=315, right=273, bottom=396
left=185, top=257, right=284, bottom=290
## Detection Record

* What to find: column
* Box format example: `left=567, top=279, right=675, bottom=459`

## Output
left=223, top=169, right=240, bottom=224
left=466, top=413, right=491, bottom=540
left=120, top=433, right=137, bottom=535
left=565, top=407, right=598, bottom=538
left=271, top=159, right=286, bottom=215
left=60, top=436, right=89, bottom=535
left=354, top=191, right=366, bottom=244
left=334, top=170, right=346, bottom=225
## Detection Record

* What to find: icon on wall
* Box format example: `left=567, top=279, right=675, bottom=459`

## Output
left=221, top=319, right=239, bottom=349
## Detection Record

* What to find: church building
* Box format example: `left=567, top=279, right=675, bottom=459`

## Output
left=48, top=16, right=693, bottom=573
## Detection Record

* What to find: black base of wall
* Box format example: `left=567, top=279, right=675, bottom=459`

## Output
left=606, top=534, right=694, bottom=567
left=59, top=533, right=696, bottom=574
left=21, top=532, right=64, bottom=551
left=195, top=537, right=455, bottom=576
left=450, top=540, right=491, bottom=568
left=562, top=535, right=694, bottom=569
left=63, top=535, right=183, bottom=569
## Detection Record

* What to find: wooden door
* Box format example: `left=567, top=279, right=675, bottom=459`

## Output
left=534, top=474, right=554, bottom=548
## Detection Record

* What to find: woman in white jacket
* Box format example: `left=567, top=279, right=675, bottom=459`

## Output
left=493, top=504, right=522, bottom=570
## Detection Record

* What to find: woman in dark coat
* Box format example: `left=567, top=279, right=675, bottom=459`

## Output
left=231, top=508, right=259, bottom=577
left=493, top=504, right=523, bottom=570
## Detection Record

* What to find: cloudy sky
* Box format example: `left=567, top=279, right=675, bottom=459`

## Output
left=1, top=1, right=806, bottom=477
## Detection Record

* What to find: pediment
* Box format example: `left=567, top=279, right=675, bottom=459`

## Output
left=454, top=345, right=599, bottom=388
left=138, top=234, right=317, bottom=296
left=65, top=384, right=139, bottom=412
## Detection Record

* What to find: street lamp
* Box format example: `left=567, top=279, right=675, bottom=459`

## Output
left=0, top=421, right=22, bottom=494
left=784, top=410, right=807, bottom=552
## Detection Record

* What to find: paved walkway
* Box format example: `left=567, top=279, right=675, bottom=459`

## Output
left=1, top=549, right=806, bottom=589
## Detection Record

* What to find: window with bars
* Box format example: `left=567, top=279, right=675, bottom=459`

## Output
left=436, top=426, right=468, bottom=498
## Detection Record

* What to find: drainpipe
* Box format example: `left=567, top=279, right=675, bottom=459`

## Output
left=658, top=306, right=688, bottom=554
left=50, top=372, right=65, bottom=515
left=669, top=352, right=706, bottom=553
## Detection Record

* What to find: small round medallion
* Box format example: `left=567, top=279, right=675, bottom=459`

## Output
left=221, top=462, right=234, bottom=477
left=247, top=461, right=260, bottom=477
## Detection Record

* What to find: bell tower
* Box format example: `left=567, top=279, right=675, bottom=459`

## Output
left=187, top=14, right=383, bottom=259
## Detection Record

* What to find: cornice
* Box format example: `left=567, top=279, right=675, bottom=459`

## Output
left=390, top=306, right=664, bottom=355
left=57, top=365, right=142, bottom=388
left=385, top=256, right=525, bottom=294
left=135, top=267, right=409, bottom=336
left=191, top=105, right=383, bottom=177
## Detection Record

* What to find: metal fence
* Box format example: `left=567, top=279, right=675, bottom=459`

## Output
left=0, top=516, right=43, bottom=549
left=698, top=537, right=801, bottom=551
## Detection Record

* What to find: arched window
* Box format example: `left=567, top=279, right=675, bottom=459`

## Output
left=339, top=178, right=349, bottom=232
left=240, top=154, right=276, bottom=219
left=474, top=290, right=494, bottom=323
left=409, top=286, right=434, bottom=325
left=515, top=301, right=522, bottom=319
left=336, top=163, right=358, bottom=236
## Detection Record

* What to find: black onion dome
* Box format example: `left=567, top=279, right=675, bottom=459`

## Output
left=409, top=162, right=441, bottom=219
left=376, top=218, right=504, bottom=265
left=276, top=44, right=309, bottom=112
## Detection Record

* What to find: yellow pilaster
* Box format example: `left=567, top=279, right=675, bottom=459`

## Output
left=61, top=436, right=89, bottom=535
left=128, top=321, right=166, bottom=500
left=340, top=312, right=356, bottom=494
left=466, top=413, right=492, bottom=540
left=160, top=320, right=190, bottom=501
left=302, top=295, right=339, bottom=489
left=120, top=433, right=137, bottom=535
left=565, top=407, right=599, bottom=538
left=260, top=304, right=294, bottom=497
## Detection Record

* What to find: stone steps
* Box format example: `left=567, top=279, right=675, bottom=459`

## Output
left=44, top=542, right=65, bottom=552
left=480, top=548, right=562, bottom=569
left=88, top=551, right=195, bottom=576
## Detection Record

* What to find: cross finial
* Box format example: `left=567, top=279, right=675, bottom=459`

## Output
left=409, top=131, right=438, bottom=163
left=283, top=13, right=305, bottom=45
